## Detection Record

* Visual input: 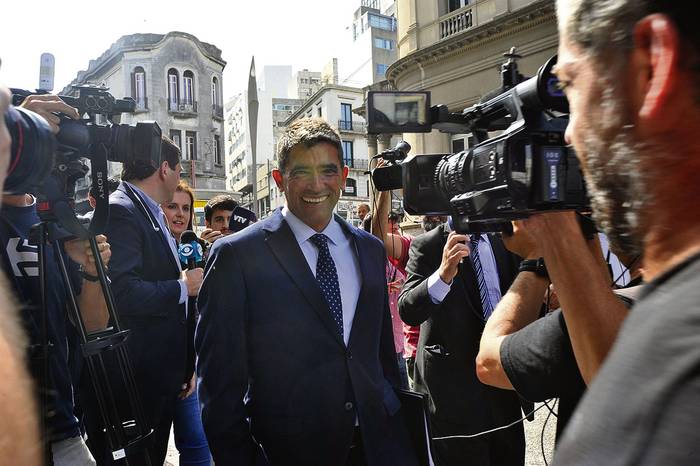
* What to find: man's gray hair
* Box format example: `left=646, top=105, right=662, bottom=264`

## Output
left=276, top=118, right=343, bottom=172
left=560, top=1, right=699, bottom=71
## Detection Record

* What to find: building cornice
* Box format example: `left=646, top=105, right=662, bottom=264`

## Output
left=62, top=31, right=226, bottom=92
left=284, top=84, right=364, bottom=125
left=387, top=0, right=556, bottom=86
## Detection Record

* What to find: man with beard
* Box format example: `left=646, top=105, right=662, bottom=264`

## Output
left=522, top=1, right=700, bottom=463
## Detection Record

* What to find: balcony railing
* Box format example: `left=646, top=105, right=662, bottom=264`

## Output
left=346, top=158, right=369, bottom=171
left=440, top=5, right=474, bottom=40
left=338, top=119, right=367, bottom=133
left=212, top=104, right=224, bottom=119
left=168, top=100, right=198, bottom=115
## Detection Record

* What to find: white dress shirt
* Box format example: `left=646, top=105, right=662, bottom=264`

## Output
left=282, top=207, right=362, bottom=345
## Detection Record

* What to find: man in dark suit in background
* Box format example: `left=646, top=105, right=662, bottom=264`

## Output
left=196, top=118, right=418, bottom=466
left=399, top=223, right=525, bottom=466
left=84, top=137, right=204, bottom=465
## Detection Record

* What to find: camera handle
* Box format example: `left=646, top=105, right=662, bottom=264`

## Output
left=32, top=222, right=153, bottom=465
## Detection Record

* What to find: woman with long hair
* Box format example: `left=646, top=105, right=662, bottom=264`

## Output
left=161, top=180, right=211, bottom=466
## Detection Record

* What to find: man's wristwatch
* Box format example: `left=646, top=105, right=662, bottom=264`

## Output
left=518, top=258, right=549, bottom=279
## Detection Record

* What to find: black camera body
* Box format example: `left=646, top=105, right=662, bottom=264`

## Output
left=5, top=85, right=164, bottom=237
left=367, top=53, right=588, bottom=232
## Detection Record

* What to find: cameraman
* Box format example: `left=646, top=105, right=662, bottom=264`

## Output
left=476, top=214, right=642, bottom=438
left=0, top=83, right=42, bottom=464
left=503, top=2, right=700, bottom=462
left=0, top=94, right=111, bottom=465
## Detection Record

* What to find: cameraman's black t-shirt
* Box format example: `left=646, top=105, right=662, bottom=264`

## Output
left=0, top=203, right=81, bottom=442
left=501, top=309, right=586, bottom=439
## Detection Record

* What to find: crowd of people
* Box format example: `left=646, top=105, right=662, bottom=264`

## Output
left=1, top=0, right=700, bottom=465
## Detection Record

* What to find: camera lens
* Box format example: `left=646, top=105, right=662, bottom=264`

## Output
left=3, top=106, right=56, bottom=194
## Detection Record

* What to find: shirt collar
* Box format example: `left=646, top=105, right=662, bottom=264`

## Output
left=282, top=206, right=345, bottom=246
left=124, top=181, right=163, bottom=220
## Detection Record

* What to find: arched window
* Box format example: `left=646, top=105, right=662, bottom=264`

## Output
left=132, top=66, right=147, bottom=109
left=167, top=68, right=179, bottom=110
left=183, top=70, right=195, bottom=105
left=343, top=178, right=357, bottom=196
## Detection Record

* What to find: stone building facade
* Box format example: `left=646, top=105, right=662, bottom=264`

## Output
left=61, top=31, right=229, bottom=203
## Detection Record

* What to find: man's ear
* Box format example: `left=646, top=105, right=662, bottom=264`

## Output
left=159, top=161, right=170, bottom=179
left=272, top=169, right=284, bottom=191
left=340, top=165, right=349, bottom=189
left=633, top=14, right=681, bottom=132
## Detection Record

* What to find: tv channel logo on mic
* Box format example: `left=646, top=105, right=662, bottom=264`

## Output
left=178, top=241, right=204, bottom=266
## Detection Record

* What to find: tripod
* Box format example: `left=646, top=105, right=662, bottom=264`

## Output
left=31, top=221, right=153, bottom=465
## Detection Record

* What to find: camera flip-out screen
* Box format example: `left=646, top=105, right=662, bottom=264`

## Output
left=367, top=91, right=431, bottom=134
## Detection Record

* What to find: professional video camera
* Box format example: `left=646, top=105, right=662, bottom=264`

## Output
left=367, top=51, right=588, bottom=233
left=5, top=84, right=164, bottom=237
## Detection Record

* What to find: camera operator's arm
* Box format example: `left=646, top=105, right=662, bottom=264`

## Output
left=64, top=235, right=111, bottom=331
left=370, top=159, right=404, bottom=261
left=0, top=273, right=42, bottom=464
left=525, top=212, right=630, bottom=384
left=20, top=94, right=79, bottom=133
left=398, top=230, right=470, bottom=326
left=477, top=221, right=548, bottom=389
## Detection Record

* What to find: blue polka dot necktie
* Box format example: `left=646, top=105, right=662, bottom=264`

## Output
left=470, top=234, right=494, bottom=320
left=310, top=233, right=344, bottom=338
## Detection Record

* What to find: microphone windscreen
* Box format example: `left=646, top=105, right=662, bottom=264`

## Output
left=180, top=230, right=198, bottom=244
left=229, top=206, right=258, bottom=233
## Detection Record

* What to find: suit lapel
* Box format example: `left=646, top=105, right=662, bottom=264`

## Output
left=120, top=184, right=180, bottom=274
left=264, top=211, right=345, bottom=348
left=445, top=226, right=485, bottom=322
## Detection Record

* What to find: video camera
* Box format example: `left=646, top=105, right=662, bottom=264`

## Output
left=367, top=51, right=588, bottom=233
left=4, top=84, right=164, bottom=237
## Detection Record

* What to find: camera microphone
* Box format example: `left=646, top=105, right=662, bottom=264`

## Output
left=178, top=230, right=203, bottom=269
left=229, top=206, right=257, bottom=233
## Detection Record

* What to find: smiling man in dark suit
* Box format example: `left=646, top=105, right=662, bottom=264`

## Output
left=399, top=224, right=525, bottom=466
left=196, top=118, right=418, bottom=466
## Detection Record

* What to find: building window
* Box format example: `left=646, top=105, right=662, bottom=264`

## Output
left=317, top=107, right=322, bottom=118
left=448, top=0, right=470, bottom=12
left=343, top=178, right=357, bottom=197
left=368, top=14, right=396, bottom=31
left=185, top=131, right=197, bottom=161
left=211, top=77, right=220, bottom=107
left=183, top=70, right=195, bottom=105
left=214, top=135, right=222, bottom=165
left=167, top=68, right=179, bottom=109
left=340, top=103, right=353, bottom=130
left=169, top=130, right=181, bottom=149
left=132, top=66, right=147, bottom=109
left=376, top=64, right=389, bottom=77
left=342, top=140, right=354, bottom=167
left=374, top=38, right=394, bottom=50
left=451, top=138, right=465, bottom=154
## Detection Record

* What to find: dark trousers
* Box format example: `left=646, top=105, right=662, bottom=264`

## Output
left=430, top=417, right=524, bottom=466
left=346, top=428, right=367, bottom=466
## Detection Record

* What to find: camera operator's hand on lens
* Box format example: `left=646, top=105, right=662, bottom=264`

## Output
left=65, top=235, right=111, bottom=275
left=521, top=211, right=580, bottom=249
left=200, top=228, right=223, bottom=244
left=182, top=268, right=204, bottom=296
left=503, top=220, right=541, bottom=259
left=20, top=94, right=79, bottom=134
left=439, top=232, right=470, bottom=284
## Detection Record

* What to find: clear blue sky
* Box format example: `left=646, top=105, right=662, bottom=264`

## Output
left=0, top=0, right=361, bottom=99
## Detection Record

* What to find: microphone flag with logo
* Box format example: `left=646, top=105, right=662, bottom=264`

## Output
left=178, top=230, right=204, bottom=269
left=228, top=206, right=258, bottom=233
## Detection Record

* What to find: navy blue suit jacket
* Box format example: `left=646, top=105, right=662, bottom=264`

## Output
left=195, top=209, right=418, bottom=466
left=106, top=182, right=186, bottom=405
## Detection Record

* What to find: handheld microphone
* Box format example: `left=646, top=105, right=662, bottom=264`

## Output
left=178, top=230, right=204, bottom=269
left=228, top=206, right=258, bottom=233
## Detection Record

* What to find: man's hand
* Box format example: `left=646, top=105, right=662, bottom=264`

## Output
left=438, top=232, right=470, bottom=284
left=200, top=228, right=223, bottom=244
left=179, top=373, right=197, bottom=400
left=182, top=268, right=204, bottom=296
left=502, top=220, right=541, bottom=259
left=65, top=235, right=111, bottom=276
left=20, top=94, right=79, bottom=134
